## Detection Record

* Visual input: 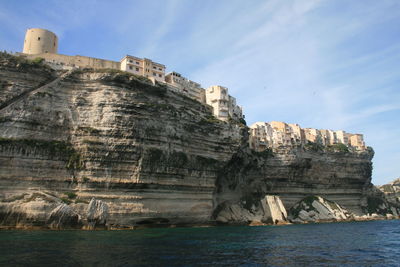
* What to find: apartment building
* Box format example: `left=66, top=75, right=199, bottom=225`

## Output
left=120, top=55, right=166, bottom=83
left=205, top=85, right=243, bottom=121
left=249, top=121, right=367, bottom=151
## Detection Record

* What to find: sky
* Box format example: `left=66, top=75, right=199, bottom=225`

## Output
left=0, top=0, right=399, bottom=185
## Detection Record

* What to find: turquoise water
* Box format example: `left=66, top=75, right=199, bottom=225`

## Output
left=0, top=220, right=399, bottom=266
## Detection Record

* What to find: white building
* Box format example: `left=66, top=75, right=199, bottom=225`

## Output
left=120, top=55, right=166, bottom=83
left=249, top=122, right=274, bottom=151
left=250, top=121, right=367, bottom=152
left=205, top=85, right=243, bottom=121
left=165, top=72, right=205, bottom=103
left=335, top=130, right=349, bottom=145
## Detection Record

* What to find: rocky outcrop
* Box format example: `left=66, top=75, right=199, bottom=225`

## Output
left=362, top=184, right=400, bottom=217
left=288, top=195, right=351, bottom=223
left=378, top=178, right=400, bottom=205
left=86, top=198, right=108, bottom=229
left=47, top=203, right=81, bottom=229
left=0, top=191, right=64, bottom=228
left=214, top=195, right=288, bottom=225
left=0, top=53, right=384, bottom=229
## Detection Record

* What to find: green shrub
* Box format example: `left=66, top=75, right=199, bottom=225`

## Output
left=74, top=199, right=89, bottom=204
left=327, top=143, right=349, bottom=153
left=304, top=142, right=324, bottom=152
left=64, top=192, right=77, bottom=199
left=31, top=57, right=45, bottom=64
left=238, top=118, right=247, bottom=126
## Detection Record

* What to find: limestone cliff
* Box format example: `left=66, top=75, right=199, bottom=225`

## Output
left=213, top=143, right=374, bottom=219
left=379, top=178, right=400, bottom=205
left=0, top=53, right=388, bottom=229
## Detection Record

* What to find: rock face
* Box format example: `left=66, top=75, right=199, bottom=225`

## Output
left=47, top=203, right=81, bottom=229
left=0, top=54, right=241, bottom=228
left=214, top=195, right=287, bottom=225
left=288, top=196, right=352, bottom=223
left=86, top=198, right=108, bottom=229
left=363, top=184, right=400, bottom=217
left=213, top=145, right=374, bottom=220
left=378, top=178, right=400, bottom=205
left=0, top=53, right=383, bottom=228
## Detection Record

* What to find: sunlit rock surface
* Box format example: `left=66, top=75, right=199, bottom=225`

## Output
left=0, top=54, right=384, bottom=229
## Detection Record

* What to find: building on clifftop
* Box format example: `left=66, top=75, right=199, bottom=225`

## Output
left=165, top=72, right=206, bottom=103
left=249, top=121, right=367, bottom=151
left=205, top=85, right=243, bottom=121
left=120, top=55, right=166, bottom=83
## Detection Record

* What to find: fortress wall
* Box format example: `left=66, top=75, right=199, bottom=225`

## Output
left=20, top=52, right=120, bottom=70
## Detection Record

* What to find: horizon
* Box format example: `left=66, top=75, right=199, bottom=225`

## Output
left=0, top=0, right=399, bottom=185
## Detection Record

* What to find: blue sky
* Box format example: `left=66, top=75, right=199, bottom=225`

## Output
left=0, top=0, right=399, bottom=185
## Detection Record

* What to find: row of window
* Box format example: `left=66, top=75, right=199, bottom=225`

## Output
left=127, top=66, right=163, bottom=77
left=127, top=59, right=163, bottom=71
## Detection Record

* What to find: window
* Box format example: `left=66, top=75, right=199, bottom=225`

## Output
left=159, top=74, right=162, bottom=77
left=159, top=68, right=162, bottom=71
left=136, top=67, right=139, bottom=71
left=129, top=60, right=133, bottom=63
left=38, top=37, right=41, bottom=41
left=153, top=72, right=156, bottom=76
left=136, top=61, right=139, bottom=64
left=129, top=66, right=133, bottom=70
left=153, top=66, right=156, bottom=69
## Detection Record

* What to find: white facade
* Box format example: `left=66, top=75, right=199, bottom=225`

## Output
left=250, top=121, right=367, bottom=151
left=205, top=85, right=243, bottom=121
left=120, top=55, right=165, bottom=83
left=335, top=130, right=349, bottom=145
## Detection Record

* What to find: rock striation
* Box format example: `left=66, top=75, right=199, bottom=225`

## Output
left=378, top=178, right=400, bottom=205
left=0, top=53, right=241, bottom=228
left=213, top=144, right=374, bottom=220
left=0, top=53, right=391, bottom=229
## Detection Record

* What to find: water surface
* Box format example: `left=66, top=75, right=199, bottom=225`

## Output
left=1, top=220, right=399, bottom=266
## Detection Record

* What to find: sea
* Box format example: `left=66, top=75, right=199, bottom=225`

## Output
left=0, top=220, right=399, bottom=266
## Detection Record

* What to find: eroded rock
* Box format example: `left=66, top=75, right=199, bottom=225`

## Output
left=47, top=203, right=81, bottom=229
left=214, top=195, right=288, bottom=225
left=289, top=196, right=352, bottom=223
left=86, top=198, right=108, bottom=229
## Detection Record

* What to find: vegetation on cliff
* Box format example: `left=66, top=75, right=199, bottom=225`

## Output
left=0, top=137, right=82, bottom=170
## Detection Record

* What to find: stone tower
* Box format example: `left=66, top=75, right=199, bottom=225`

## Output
left=23, top=28, right=58, bottom=55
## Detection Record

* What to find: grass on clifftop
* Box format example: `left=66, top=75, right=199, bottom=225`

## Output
left=0, top=52, right=54, bottom=73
